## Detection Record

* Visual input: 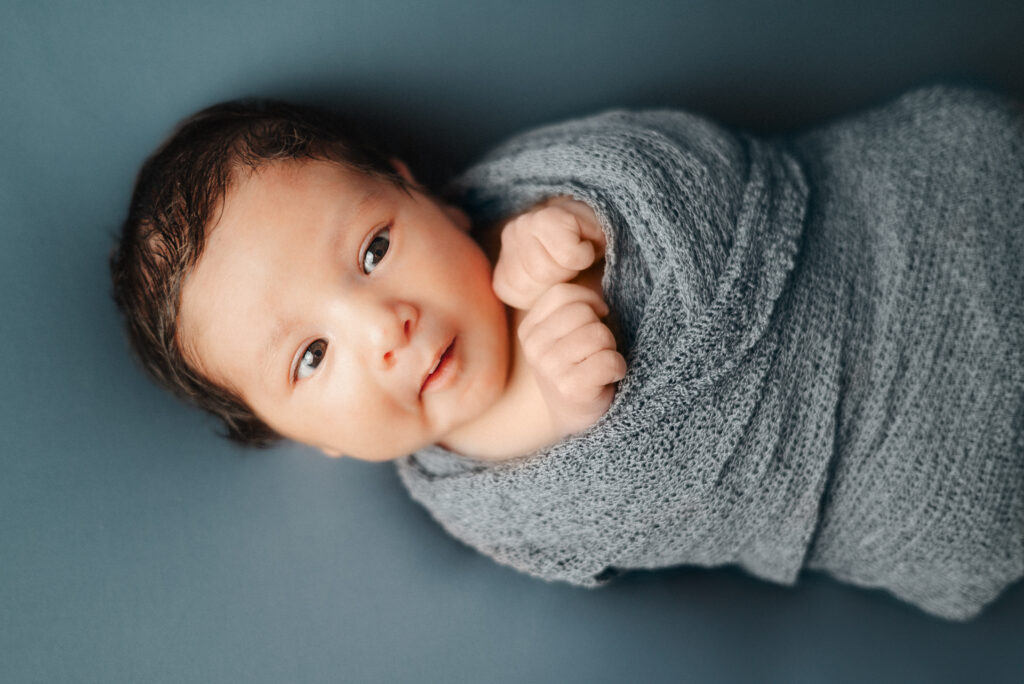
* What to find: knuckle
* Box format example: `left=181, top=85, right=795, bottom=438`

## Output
left=565, top=301, right=600, bottom=324
left=598, top=350, right=628, bottom=381
left=593, top=323, right=617, bottom=349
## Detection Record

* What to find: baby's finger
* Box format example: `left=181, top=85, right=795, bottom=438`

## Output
left=561, top=349, right=628, bottom=401
left=533, top=213, right=597, bottom=272
left=519, top=302, right=606, bottom=363
left=526, top=282, right=608, bottom=323
left=519, top=230, right=578, bottom=285
left=533, top=321, right=619, bottom=387
left=517, top=283, right=609, bottom=342
left=580, top=348, right=628, bottom=385
left=547, top=322, right=618, bottom=374
left=561, top=321, right=620, bottom=362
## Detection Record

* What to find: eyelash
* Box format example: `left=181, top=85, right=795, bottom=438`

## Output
left=361, top=225, right=391, bottom=274
left=292, top=225, right=392, bottom=383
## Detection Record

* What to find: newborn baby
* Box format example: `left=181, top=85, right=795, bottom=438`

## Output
left=174, top=160, right=620, bottom=462
left=112, top=86, right=1024, bottom=621
left=113, top=100, right=622, bottom=463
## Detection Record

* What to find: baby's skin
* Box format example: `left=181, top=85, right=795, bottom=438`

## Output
left=176, top=159, right=625, bottom=462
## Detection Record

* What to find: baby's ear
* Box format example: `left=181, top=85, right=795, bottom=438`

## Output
left=441, top=203, right=472, bottom=232
left=390, top=157, right=471, bottom=232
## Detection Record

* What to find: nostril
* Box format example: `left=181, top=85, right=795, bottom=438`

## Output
left=404, top=320, right=411, bottom=336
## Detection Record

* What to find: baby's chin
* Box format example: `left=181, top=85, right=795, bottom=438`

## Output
left=306, top=404, right=497, bottom=462
left=313, top=421, right=461, bottom=462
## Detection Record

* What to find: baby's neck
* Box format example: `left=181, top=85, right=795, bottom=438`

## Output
left=437, top=305, right=558, bottom=461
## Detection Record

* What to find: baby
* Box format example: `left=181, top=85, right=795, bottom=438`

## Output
left=113, top=87, right=1024, bottom=621
left=111, top=100, right=624, bottom=463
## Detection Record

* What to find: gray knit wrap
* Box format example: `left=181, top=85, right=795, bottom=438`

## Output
left=395, top=86, right=1024, bottom=621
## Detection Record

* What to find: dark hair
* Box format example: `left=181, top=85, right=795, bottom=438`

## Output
left=110, top=99, right=410, bottom=447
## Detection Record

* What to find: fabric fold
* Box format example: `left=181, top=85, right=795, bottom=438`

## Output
left=396, top=86, right=1024, bottom=621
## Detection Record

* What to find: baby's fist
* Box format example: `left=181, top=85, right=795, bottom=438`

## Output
left=517, top=283, right=627, bottom=438
left=492, top=198, right=606, bottom=310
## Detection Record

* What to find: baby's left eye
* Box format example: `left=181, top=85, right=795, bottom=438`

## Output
left=295, top=339, right=327, bottom=381
left=362, top=227, right=390, bottom=274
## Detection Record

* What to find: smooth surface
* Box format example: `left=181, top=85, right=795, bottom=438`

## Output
left=2, top=1, right=1022, bottom=682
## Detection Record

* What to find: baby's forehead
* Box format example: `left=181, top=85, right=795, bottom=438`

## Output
left=226, top=158, right=379, bottom=200
left=212, top=160, right=386, bottom=238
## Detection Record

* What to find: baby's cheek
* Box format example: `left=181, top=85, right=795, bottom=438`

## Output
left=334, top=393, right=424, bottom=461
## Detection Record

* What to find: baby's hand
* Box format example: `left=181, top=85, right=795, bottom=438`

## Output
left=517, top=283, right=627, bottom=438
left=492, top=198, right=606, bottom=310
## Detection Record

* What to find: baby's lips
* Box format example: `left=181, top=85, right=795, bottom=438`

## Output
left=419, top=336, right=455, bottom=395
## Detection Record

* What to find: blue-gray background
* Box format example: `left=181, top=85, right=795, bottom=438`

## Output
left=2, top=1, right=1022, bottom=682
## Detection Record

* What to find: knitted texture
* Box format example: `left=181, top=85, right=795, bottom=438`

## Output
left=395, top=87, right=1024, bottom=621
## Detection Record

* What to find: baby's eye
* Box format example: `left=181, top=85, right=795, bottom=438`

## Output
left=295, top=339, right=328, bottom=381
left=362, top=227, right=390, bottom=274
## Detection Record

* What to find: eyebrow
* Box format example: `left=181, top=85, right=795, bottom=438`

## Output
left=258, top=298, right=323, bottom=390
left=356, top=185, right=384, bottom=212
left=260, top=318, right=293, bottom=387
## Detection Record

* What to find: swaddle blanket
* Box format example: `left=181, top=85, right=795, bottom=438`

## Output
left=396, top=86, right=1024, bottom=620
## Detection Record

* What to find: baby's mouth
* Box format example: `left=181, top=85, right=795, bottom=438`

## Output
left=420, top=338, right=456, bottom=396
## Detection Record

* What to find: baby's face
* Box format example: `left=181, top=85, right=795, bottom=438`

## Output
left=178, top=160, right=511, bottom=460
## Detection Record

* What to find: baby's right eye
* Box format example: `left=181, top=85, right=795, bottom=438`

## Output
left=295, top=339, right=328, bottom=381
left=362, top=227, right=390, bottom=274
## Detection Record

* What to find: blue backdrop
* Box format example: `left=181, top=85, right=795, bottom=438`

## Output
left=2, top=1, right=1022, bottom=682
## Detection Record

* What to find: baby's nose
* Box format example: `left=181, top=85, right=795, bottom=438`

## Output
left=366, top=301, right=418, bottom=368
